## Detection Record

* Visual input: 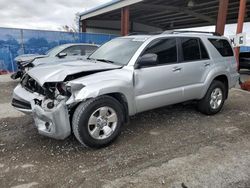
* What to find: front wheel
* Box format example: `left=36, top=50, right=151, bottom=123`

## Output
left=72, top=95, right=124, bottom=148
left=197, top=80, right=226, bottom=115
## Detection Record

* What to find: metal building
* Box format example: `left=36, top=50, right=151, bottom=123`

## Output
left=79, top=0, right=249, bottom=62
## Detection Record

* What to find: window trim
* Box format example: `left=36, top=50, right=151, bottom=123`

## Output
left=134, top=37, right=179, bottom=69
left=198, top=38, right=210, bottom=60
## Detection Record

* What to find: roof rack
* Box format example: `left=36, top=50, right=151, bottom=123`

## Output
left=128, top=31, right=163, bottom=36
left=162, top=30, right=221, bottom=36
left=128, top=30, right=221, bottom=36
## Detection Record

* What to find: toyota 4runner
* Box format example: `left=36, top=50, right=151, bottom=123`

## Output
left=12, top=31, right=239, bottom=148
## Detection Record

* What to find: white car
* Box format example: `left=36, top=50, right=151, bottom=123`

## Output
left=11, top=43, right=99, bottom=79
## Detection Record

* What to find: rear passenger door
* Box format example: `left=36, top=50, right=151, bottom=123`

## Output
left=177, top=37, right=211, bottom=100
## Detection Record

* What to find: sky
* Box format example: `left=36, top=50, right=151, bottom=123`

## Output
left=0, top=0, right=249, bottom=45
left=0, top=0, right=112, bottom=31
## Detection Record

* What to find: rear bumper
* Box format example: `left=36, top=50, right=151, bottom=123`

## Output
left=230, top=73, right=240, bottom=89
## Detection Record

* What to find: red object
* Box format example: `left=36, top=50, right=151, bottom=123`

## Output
left=215, top=0, right=229, bottom=35
left=121, top=6, right=130, bottom=36
left=240, top=80, right=250, bottom=91
left=234, top=0, right=247, bottom=70
left=0, top=70, right=8, bottom=75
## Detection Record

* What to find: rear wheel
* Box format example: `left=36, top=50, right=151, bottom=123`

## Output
left=197, top=80, right=226, bottom=115
left=72, top=95, right=124, bottom=148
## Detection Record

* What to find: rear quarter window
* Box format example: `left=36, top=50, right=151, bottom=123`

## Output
left=208, top=39, right=234, bottom=57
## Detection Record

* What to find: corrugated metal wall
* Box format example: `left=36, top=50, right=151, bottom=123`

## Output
left=0, top=27, right=117, bottom=72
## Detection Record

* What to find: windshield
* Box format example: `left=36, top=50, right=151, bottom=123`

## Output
left=89, top=38, right=144, bottom=65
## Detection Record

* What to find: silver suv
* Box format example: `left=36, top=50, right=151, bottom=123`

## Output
left=12, top=31, right=239, bottom=148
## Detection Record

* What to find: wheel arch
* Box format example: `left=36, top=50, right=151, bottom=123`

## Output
left=105, top=92, right=129, bottom=123
left=71, top=92, right=130, bottom=125
left=213, top=75, right=229, bottom=99
left=201, top=73, right=230, bottom=100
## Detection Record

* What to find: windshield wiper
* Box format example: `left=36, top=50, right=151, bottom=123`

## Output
left=95, top=59, right=115, bottom=64
left=87, top=57, right=95, bottom=61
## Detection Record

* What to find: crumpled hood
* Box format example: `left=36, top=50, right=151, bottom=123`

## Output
left=15, top=54, right=48, bottom=63
left=27, top=60, right=121, bottom=86
left=32, top=56, right=88, bottom=67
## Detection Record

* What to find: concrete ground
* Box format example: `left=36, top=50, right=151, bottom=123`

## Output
left=0, top=73, right=250, bottom=188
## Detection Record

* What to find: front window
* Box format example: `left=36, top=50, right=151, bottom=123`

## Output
left=89, top=38, right=144, bottom=65
left=143, top=38, right=177, bottom=65
left=46, top=45, right=66, bottom=56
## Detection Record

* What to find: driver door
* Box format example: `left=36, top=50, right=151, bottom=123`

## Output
left=134, top=37, right=184, bottom=113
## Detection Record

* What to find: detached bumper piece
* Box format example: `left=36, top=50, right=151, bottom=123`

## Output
left=31, top=100, right=71, bottom=140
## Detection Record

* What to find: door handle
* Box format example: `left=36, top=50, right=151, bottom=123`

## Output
left=172, top=67, right=182, bottom=72
left=204, top=62, right=210, bottom=67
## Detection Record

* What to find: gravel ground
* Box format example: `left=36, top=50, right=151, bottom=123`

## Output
left=0, top=74, right=250, bottom=188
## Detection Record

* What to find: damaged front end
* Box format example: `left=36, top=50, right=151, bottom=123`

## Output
left=13, top=74, right=81, bottom=140
left=11, top=59, right=34, bottom=80
left=12, top=60, right=121, bottom=140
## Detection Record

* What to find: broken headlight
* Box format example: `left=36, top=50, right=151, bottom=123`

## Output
left=56, top=83, right=71, bottom=97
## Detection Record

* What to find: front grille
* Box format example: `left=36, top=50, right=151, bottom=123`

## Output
left=21, top=75, right=45, bottom=95
left=12, top=98, right=31, bottom=110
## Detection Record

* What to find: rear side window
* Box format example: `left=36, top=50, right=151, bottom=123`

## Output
left=143, top=38, right=177, bottom=65
left=180, top=38, right=209, bottom=61
left=208, top=39, right=234, bottom=57
left=80, top=45, right=98, bottom=56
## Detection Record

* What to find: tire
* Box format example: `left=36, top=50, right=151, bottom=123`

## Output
left=197, top=80, right=226, bottom=115
left=72, top=95, right=124, bottom=148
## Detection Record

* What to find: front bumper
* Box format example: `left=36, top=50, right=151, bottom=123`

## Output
left=12, top=84, right=71, bottom=140
left=31, top=100, right=71, bottom=140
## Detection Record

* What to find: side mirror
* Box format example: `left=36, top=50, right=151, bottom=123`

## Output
left=58, top=52, right=67, bottom=58
left=137, top=53, right=158, bottom=68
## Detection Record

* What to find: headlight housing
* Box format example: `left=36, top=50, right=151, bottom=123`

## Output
left=56, top=82, right=71, bottom=97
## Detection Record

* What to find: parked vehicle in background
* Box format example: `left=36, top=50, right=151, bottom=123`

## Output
left=239, top=52, right=250, bottom=70
left=11, top=43, right=99, bottom=79
left=12, top=31, right=239, bottom=148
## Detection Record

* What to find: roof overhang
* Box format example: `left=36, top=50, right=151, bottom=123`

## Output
left=79, top=0, right=250, bottom=30
left=80, top=0, right=143, bottom=20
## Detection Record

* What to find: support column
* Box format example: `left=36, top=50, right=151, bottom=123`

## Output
left=235, top=0, right=247, bottom=68
left=121, top=6, right=130, bottom=36
left=215, top=0, right=229, bottom=35
left=81, top=20, right=87, bottom=33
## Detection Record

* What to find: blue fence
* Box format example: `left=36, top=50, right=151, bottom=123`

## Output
left=241, top=46, right=250, bottom=52
left=0, top=27, right=117, bottom=72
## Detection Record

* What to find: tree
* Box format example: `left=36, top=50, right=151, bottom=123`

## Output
left=59, top=13, right=80, bottom=33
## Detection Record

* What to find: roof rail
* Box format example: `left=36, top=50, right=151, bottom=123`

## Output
left=128, top=30, right=221, bottom=36
left=162, top=30, right=221, bottom=36
left=128, top=31, right=163, bottom=36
